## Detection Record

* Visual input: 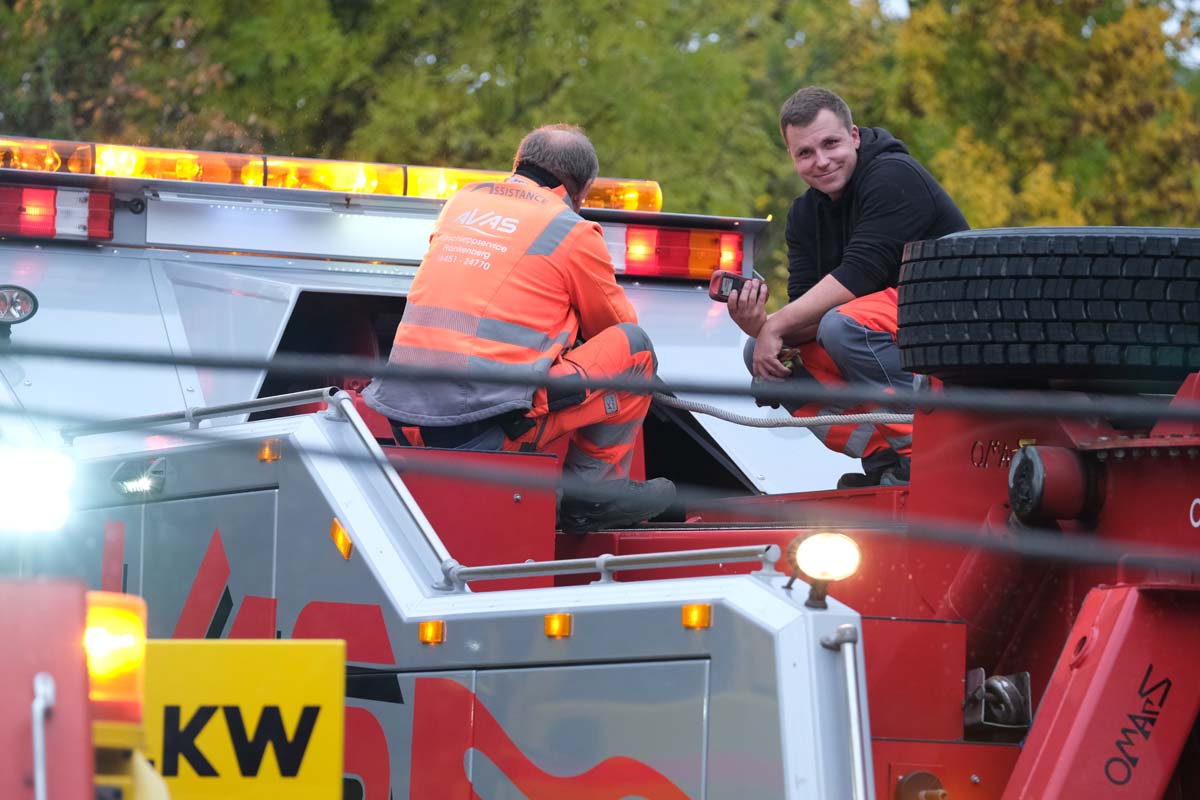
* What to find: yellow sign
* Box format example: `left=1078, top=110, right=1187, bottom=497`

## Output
left=144, top=640, right=345, bottom=799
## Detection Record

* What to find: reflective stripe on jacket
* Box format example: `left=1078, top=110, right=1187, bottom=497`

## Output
left=363, top=175, right=637, bottom=426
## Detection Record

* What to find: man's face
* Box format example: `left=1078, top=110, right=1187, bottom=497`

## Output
left=784, top=109, right=860, bottom=201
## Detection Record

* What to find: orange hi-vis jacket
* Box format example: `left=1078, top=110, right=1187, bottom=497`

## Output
left=363, top=175, right=637, bottom=427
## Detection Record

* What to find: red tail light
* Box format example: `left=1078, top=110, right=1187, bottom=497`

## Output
left=0, top=185, right=115, bottom=241
left=624, top=225, right=743, bottom=279
left=0, top=187, right=54, bottom=237
left=87, top=191, right=115, bottom=239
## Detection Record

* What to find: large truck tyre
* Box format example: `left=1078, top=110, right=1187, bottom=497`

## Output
left=896, top=228, right=1200, bottom=386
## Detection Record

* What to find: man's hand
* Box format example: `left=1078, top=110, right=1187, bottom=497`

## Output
left=751, top=319, right=793, bottom=380
left=727, top=279, right=769, bottom=337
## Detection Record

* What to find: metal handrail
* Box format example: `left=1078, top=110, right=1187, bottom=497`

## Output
left=445, top=544, right=781, bottom=591
left=822, top=624, right=869, bottom=800
left=31, top=672, right=55, bottom=800
left=59, top=387, right=339, bottom=441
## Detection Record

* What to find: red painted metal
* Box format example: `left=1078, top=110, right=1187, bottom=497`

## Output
left=1021, top=445, right=1091, bottom=522
left=862, top=617, right=965, bottom=741
left=1149, top=373, right=1200, bottom=439
left=100, top=520, right=124, bottom=592
left=592, top=528, right=938, bottom=617
left=907, top=408, right=1035, bottom=526
left=293, top=600, right=395, bottom=664
left=348, top=390, right=396, bottom=441
left=387, top=446, right=559, bottom=591
left=990, top=568, right=1077, bottom=705
left=357, top=369, right=1200, bottom=795
left=1002, top=585, right=1200, bottom=800
left=687, top=485, right=908, bottom=525
left=345, top=706, right=392, bottom=800
left=228, top=595, right=278, bottom=638
left=553, top=531, right=619, bottom=586
left=173, top=528, right=231, bottom=638
left=0, top=580, right=94, bottom=800
left=934, top=504, right=1058, bottom=672
left=629, top=425, right=646, bottom=482
left=872, top=740, right=1019, bottom=800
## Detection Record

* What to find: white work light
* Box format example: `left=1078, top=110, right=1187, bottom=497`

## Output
left=0, top=285, right=39, bottom=325
left=0, top=444, right=76, bottom=532
left=791, top=532, right=861, bottom=581
left=110, top=458, right=167, bottom=498
left=785, top=532, right=862, bottom=609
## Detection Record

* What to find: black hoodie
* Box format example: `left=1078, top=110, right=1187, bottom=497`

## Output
left=784, top=127, right=968, bottom=301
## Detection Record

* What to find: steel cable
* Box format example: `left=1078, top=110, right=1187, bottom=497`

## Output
left=3, top=341, right=1200, bottom=423
left=651, top=392, right=914, bottom=428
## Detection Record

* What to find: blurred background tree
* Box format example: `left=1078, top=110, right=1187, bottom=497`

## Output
left=3, top=0, right=1198, bottom=304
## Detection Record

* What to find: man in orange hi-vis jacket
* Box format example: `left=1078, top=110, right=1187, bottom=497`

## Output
left=364, top=124, right=674, bottom=532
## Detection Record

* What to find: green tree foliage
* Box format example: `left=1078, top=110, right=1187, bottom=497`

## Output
left=3, top=0, right=1199, bottom=300
left=885, top=0, right=1200, bottom=228
left=0, top=0, right=277, bottom=149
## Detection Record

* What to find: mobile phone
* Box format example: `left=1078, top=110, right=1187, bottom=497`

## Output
left=709, top=270, right=762, bottom=303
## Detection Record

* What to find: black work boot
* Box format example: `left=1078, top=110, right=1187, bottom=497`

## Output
left=836, top=453, right=911, bottom=490
left=558, top=478, right=677, bottom=533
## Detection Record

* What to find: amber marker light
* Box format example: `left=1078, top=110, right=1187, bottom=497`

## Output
left=544, top=613, right=573, bottom=638
left=681, top=603, right=712, bottom=630
left=330, top=517, right=353, bottom=560
left=418, top=620, right=446, bottom=645
left=85, top=591, right=147, bottom=725
left=257, top=438, right=282, bottom=463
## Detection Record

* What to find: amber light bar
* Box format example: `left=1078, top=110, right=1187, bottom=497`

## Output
left=0, top=135, right=663, bottom=211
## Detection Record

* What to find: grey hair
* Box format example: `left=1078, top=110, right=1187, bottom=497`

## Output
left=779, top=87, right=853, bottom=138
left=513, top=124, right=599, bottom=199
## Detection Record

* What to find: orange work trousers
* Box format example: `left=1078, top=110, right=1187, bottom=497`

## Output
left=754, top=289, right=914, bottom=461
left=399, top=323, right=655, bottom=481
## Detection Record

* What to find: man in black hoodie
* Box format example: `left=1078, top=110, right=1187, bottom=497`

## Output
left=728, top=87, right=968, bottom=488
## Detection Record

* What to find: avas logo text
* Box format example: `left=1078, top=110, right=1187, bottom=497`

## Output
left=455, top=208, right=518, bottom=235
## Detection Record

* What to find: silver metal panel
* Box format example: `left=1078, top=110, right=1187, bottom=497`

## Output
left=0, top=243, right=188, bottom=441
left=141, top=490, right=277, bottom=638
left=275, top=415, right=449, bottom=608
left=271, top=442, right=429, bottom=643
left=474, top=660, right=708, bottom=799
left=153, top=258, right=295, bottom=409
left=196, top=261, right=419, bottom=293
left=145, top=247, right=419, bottom=295
left=0, top=367, right=43, bottom=445
left=34, top=505, right=144, bottom=595
left=622, top=282, right=856, bottom=492
left=146, top=194, right=439, bottom=263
